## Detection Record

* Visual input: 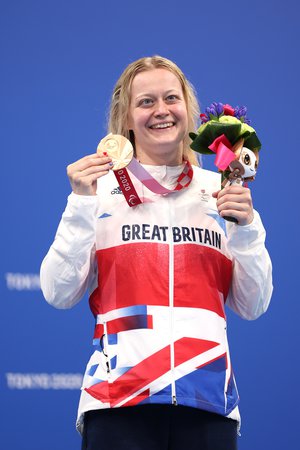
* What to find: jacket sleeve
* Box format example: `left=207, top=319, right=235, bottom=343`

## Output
left=226, top=210, right=273, bottom=320
left=40, top=193, right=99, bottom=309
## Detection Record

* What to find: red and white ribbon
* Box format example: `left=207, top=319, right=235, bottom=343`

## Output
left=114, top=159, right=194, bottom=208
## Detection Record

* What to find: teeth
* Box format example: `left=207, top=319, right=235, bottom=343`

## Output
left=150, top=122, right=174, bottom=129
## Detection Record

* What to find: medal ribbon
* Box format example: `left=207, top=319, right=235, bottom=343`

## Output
left=114, top=168, right=142, bottom=207
left=114, top=159, right=194, bottom=207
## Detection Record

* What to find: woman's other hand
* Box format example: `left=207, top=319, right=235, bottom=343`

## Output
left=212, top=185, right=254, bottom=226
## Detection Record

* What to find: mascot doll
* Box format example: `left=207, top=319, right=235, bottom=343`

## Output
left=190, top=102, right=261, bottom=222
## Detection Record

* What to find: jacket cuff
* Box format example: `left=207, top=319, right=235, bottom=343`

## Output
left=226, top=210, right=265, bottom=252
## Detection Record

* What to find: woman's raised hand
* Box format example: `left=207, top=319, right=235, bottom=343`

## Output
left=67, top=153, right=113, bottom=195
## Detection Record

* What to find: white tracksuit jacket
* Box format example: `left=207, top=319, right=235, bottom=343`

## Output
left=40, top=163, right=273, bottom=433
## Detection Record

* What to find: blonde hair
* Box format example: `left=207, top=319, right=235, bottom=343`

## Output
left=108, top=55, right=200, bottom=165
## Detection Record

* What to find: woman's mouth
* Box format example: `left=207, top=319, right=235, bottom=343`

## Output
left=149, top=122, right=175, bottom=130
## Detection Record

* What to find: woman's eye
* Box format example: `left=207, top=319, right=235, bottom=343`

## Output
left=139, top=98, right=153, bottom=106
left=166, top=95, right=178, bottom=102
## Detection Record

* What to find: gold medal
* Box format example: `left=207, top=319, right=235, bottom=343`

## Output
left=97, top=134, right=133, bottom=171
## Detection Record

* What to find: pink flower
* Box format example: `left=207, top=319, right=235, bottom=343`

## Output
left=200, top=113, right=209, bottom=123
left=223, top=104, right=235, bottom=116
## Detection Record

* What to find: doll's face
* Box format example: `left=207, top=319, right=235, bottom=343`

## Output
left=239, top=147, right=258, bottom=178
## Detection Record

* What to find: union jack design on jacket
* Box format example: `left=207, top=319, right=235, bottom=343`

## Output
left=40, top=164, right=273, bottom=434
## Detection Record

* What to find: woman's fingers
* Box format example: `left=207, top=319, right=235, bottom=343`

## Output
left=214, top=185, right=254, bottom=225
left=67, top=154, right=111, bottom=173
left=67, top=153, right=113, bottom=195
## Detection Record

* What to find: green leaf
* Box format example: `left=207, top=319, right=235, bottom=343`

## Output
left=190, top=121, right=241, bottom=154
left=189, top=132, right=198, bottom=140
left=244, top=133, right=262, bottom=152
left=190, top=115, right=262, bottom=154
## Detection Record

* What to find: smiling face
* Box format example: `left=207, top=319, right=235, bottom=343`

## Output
left=127, top=68, right=188, bottom=165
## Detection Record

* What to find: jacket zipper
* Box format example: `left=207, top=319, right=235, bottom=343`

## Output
left=168, top=201, right=177, bottom=406
left=103, top=321, right=112, bottom=377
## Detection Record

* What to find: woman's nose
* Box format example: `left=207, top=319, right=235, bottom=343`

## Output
left=154, top=99, right=169, bottom=117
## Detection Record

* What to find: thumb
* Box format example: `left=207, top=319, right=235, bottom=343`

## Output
left=212, top=190, right=220, bottom=198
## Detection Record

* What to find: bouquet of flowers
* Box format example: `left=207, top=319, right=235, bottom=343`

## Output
left=190, top=102, right=261, bottom=185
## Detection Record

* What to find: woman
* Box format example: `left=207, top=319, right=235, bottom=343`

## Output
left=40, top=56, right=273, bottom=450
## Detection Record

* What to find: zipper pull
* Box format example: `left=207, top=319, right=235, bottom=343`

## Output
left=172, top=395, right=178, bottom=406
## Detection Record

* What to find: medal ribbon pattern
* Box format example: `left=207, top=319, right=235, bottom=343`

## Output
left=115, top=159, right=194, bottom=207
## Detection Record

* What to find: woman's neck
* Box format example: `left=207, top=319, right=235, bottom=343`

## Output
left=135, top=147, right=184, bottom=166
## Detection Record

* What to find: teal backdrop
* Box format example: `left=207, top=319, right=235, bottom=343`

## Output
left=1, top=0, right=299, bottom=448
